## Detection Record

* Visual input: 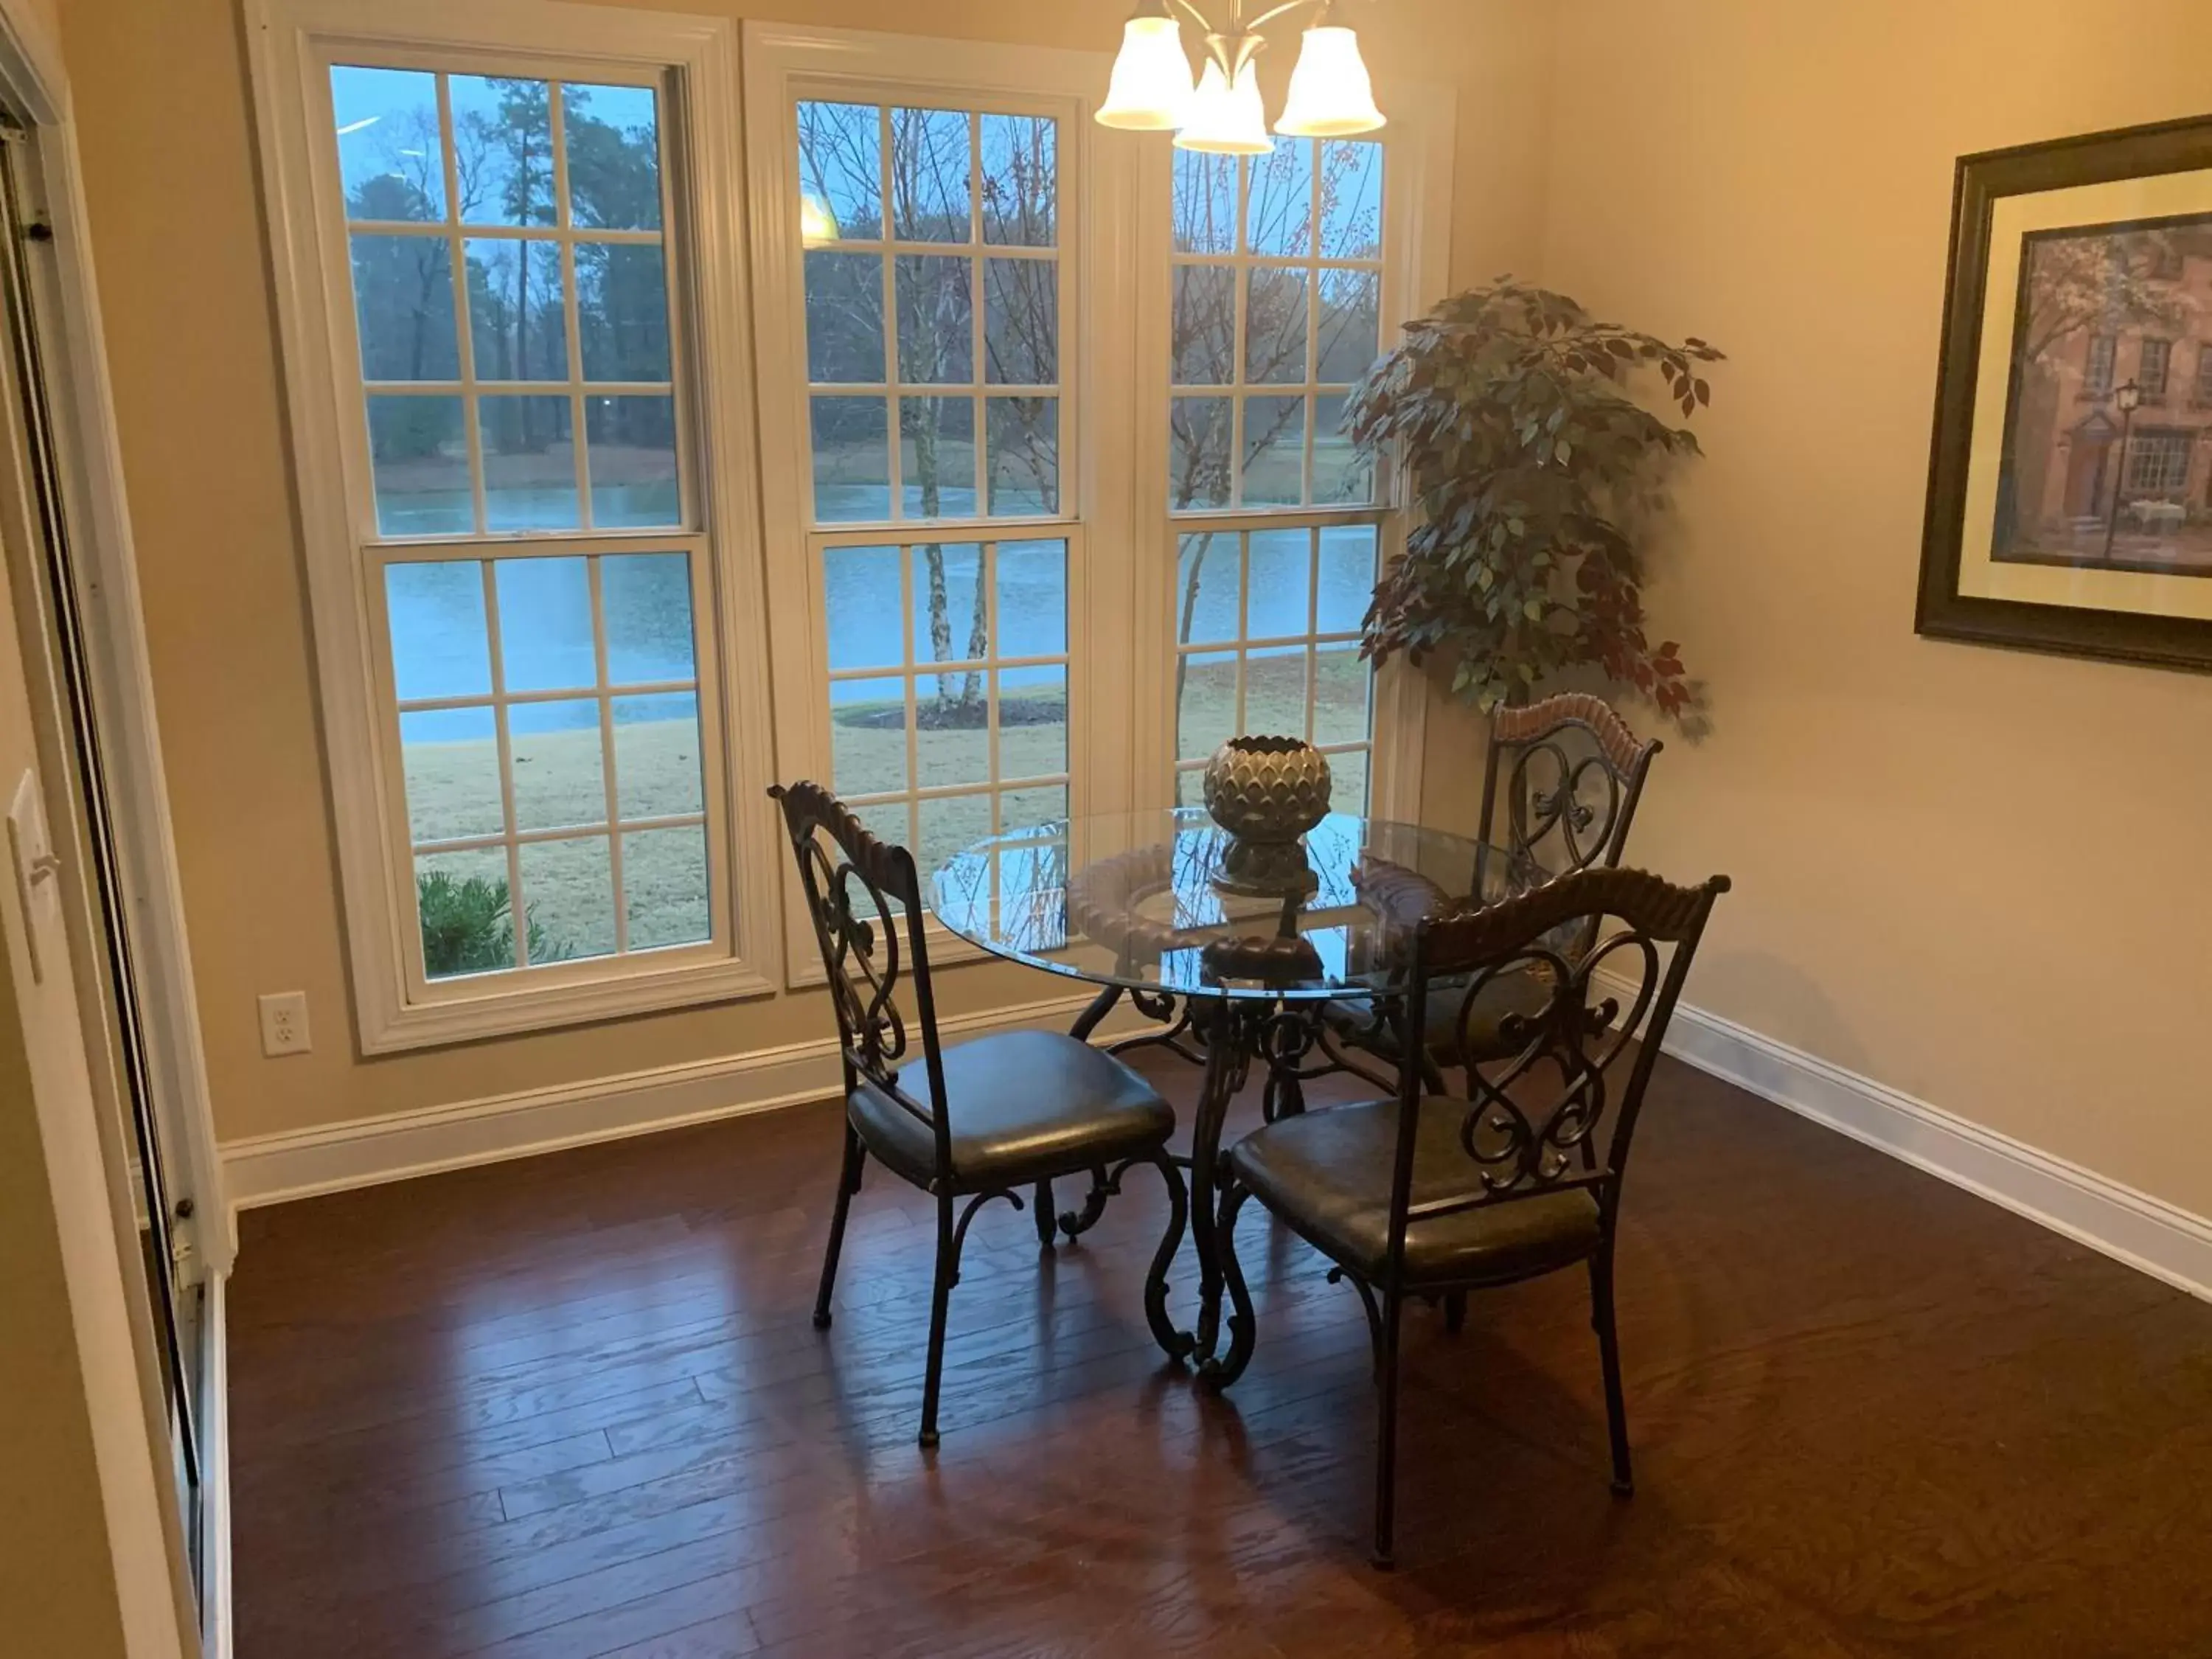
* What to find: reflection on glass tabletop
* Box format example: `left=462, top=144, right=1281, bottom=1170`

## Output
left=928, top=808, right=1540, bottom=1001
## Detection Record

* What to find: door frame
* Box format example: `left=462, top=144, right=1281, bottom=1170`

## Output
left=0, top=1, right=228, bottom=1655
left=0, top=6, right=228, bottom=1275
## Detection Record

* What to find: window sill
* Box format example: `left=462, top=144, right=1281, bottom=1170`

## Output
left=362, top=954, right=778, bottom=1054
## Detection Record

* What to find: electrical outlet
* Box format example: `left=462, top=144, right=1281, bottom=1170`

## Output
left=258, top=991, right=312, bottom=1057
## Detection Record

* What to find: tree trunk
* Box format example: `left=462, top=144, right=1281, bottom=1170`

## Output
left=961, top=546, right=988, bottom=710
left=512, top=236, right=532, bottom=447
left=410, top=256, right=438, bottom=381
left=1172, top=531, right=1220, bottom=714
left=914, top=411, right=956, bottom=717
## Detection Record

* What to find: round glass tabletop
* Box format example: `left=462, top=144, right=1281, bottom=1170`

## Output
left=928, top=807, right=1542, bottom=1002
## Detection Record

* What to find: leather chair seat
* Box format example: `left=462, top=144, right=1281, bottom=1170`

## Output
left=1321, top=961, right=1555, bottom=1062
left=850, top=1028, right=1175, bottom=1190
left=1224, top=1099, right=1601, bottom=1287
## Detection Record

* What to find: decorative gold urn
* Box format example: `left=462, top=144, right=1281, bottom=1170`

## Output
left=1202, top=734, right=1332, bottom=894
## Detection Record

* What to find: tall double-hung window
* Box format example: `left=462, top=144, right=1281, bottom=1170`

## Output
left=752, top=26, right=1447, bottom=961
left=1164, top=138, right=1397, bottom=810
left=260, top=4, right=1449, bottom=1033
left=341, top=67, right=715, bottom=970
left=795, top=100, right=1071, bottom=877
left=252, top=3, right=773, bottom=1048
left=746, top=22, right=1131, bottom=956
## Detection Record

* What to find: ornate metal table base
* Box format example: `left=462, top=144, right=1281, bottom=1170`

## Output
left=1065, top=981, right=1391, bottom=1369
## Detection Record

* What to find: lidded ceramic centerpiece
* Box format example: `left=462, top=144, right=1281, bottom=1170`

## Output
left=1202, top=734, right=1332, bottom=894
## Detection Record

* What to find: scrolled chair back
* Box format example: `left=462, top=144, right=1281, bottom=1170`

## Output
left=1480, top=693, right=1662, bottom=880
left=768, top=781, right=952, bottom=1173
left=1392, top=864, right=1728, bottom=1245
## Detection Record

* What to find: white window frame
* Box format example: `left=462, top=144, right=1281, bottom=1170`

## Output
left=2138, top=335, right=2173, bottom=399
left=2124, top=428, right=2191, bottom=495
left=247, top=0, right=780, bottom=1051
left=1131, top=85, right=1456, bottom=823
left=744, top=23, right=1143, bottom=986
left=2085, top=333, right=2117, bottom=395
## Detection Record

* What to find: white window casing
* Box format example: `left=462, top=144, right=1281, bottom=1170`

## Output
left=1131, top=80, right=1455, bottom=825
left=256, top=1, right=1456, bottom=1030
left=748, top=21, right=1455, bottom=989
left=743, top=22, right=1147, bottom=987
left=247, top=0, right=780, bottom=1051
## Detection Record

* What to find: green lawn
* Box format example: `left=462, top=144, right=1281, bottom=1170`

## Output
left=400, top=650, right=1374, bottom=967
left=1174, top=647, right=1371, bottom=757
left=405, top=718, right=707, bottom=967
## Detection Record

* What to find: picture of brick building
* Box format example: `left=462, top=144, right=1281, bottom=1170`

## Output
left=1997, top=218, right=2212, bottom=575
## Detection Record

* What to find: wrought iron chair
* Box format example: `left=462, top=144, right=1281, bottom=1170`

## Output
left=769, top=781, right=1189, bottom=1448
left=1208, top=864, right=1730, bottom=1566
left=1323, top=692, right=1663, bottom=1072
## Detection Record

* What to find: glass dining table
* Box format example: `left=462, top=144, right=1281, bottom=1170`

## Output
left=931, top=807, right=1542, bottom=1372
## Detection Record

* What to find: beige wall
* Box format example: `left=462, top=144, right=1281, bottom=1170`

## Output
left=55, top=0, right=1545, bottom=1143
left=1536, top=0, right=2212, bottom=1218
left=73, top=0, right=2212, bottom=1223
left=1414, top=4, right=1554, bottom=837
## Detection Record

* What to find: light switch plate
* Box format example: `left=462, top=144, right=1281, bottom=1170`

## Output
left=6, top=768, right=56, bottom=985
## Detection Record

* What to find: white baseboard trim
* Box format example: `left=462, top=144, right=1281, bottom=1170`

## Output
left=1646, top=990, right=2212, bottom=1304
left=220, top=990, right=1126, bottom=1212
left=224, top=973, right=2212, bottom=1306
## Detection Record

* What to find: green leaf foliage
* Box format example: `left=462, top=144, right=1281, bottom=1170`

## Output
left=417, top=869, right=573, bottom=978
left=1342, top=278, right=1722, bottom=718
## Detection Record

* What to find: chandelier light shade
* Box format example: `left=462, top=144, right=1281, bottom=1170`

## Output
left=1093, top=0, right=1388, bottom=145
left=798, top=194, right=839, bottom=243
left=1275, top=23, right=1385, bottom=136
left=1096, top=13, right=1197, bottom=131
left=1175, top=58, right=1272, bottom=154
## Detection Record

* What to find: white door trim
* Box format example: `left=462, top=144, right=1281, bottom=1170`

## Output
left=0, top=0, right=229, bottom=1277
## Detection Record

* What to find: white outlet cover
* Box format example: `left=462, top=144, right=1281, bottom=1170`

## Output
left=258, top=990, right=313, bottom=1057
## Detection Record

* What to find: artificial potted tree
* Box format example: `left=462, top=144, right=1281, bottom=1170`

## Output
left=1342, top=279, right=1723, bottom=720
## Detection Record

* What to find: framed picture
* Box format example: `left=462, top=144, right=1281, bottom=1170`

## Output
left=1919, top=114, right=2212, bottom=672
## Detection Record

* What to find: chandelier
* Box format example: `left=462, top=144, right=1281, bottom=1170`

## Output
left=1095, top=0, right=1385, bottom=153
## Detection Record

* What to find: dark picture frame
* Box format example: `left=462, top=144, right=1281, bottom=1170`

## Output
left=1917, top=113, right=2212, bottom=673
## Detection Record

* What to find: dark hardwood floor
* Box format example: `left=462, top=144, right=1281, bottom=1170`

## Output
left=229, top=1048, right=2212, bottom=1658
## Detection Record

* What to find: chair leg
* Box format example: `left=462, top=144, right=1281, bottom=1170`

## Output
left=1372, top=1289, right=1404, bottom=1570
left=1032, top=1178, right=1057, bottom=1250
left=1141, top=1153, right=1194, bottom=1361
left=1203, top=1178, right=1257, bottom=1386
left=919, top=1191, right=956, bottom=1450
left=812, top=1122, right=865, bottom=1331
left=1590, top=1251, right=1633, bottom=1498
left=1057, top=1164, right=1114, bottom=1239
left=1443, top=1290, right=1467, bottom=1335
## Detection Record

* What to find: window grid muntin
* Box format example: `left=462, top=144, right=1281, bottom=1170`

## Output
left=798, top=98, right=1068, bottom=529
left=819, top=536, right=1071, bottom=863
left=381, top=540, right=717, bottom=975
left=339, top=67, right=688, bottom=540
left=2124, top=430, right=2191, bottom=495
left=2085, top=333, right=2117, bottom=394
left=327, top=52, right=729, bottom=992
left=2139, top=336, right=2173, bottom=399
left=1169, top=140, right=1384, bottom=514
left=1169, top=139, right=1388, bottom=811
left=1171, top=524, right=1375, bottom=801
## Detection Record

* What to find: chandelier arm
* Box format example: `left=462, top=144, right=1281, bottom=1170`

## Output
left=1164, top=0, right=1220, bottom=29
left=1239, top=0, right=1328, bottom=31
